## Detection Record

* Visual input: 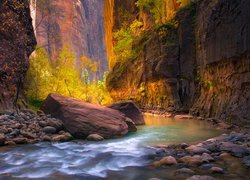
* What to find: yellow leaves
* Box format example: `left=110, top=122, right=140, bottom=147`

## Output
left=57, top=46, right=76, bottom=67
left=80, top=56, right=92, bottom=67
left=136, top=0, right=192, bottom=24
left=25, top=46, right=112, bottom=105
left=80, top=56, right=99, bottom=73
left=130, top=20, right=144, bottom=37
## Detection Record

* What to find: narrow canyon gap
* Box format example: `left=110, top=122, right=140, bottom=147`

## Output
left=32, top=0, right=108, bottom=79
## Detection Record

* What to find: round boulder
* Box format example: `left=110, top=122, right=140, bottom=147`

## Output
left=175, top=168, right=195, bottom=176
left=52, top=132, right=73, bottom=142
left=186, top=145, right=211, bottom=154
left=154, top=156, right=177, bottom=166
left=42, top=126, right=57, bottom=134
left=209, top=167, right=224, bottom=174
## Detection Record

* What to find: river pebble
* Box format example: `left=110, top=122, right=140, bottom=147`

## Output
left=0, top=110, right=71, bottom=146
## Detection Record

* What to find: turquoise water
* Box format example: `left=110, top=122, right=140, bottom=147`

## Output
left=0, top=115, right=222, bottom=179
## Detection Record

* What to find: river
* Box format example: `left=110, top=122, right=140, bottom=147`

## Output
left=0, top=115, right=222, bottom=179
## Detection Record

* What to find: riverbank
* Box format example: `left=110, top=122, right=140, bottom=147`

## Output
left=151, top=131, right=250, bottom=180
left=0, top=111, right=249, bottom=179
left=0, top=107, right=249, bottom=147
left=141, top=108, right=250, bottom=134
left=0, top=109, right=73, bottom=146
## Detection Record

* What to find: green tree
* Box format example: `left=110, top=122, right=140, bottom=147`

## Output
left=25, top=46, right=53, bottom=101
left=136, top=0, right=165, bottom=24
left=25, top=46, right=113, bottom=107
left=52, top=46, right=82, bottom=97
left=96, top=72, right=112, bottom=105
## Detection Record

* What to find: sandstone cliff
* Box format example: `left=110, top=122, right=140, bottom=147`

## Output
left=104, top=0, right=137, bottom=68
left=0, top=0, right=36, bottom=113
left=191, top=0, right=250, bottom=125
left=107, top=0, right=250, bottom=125
left=107, top=3, right=196, bottom=112
left=35, top=0, right=108, bottom=78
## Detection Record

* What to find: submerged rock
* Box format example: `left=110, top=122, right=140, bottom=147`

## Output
left=175, top=168, right=194, bottom=175
left=201, top=153, right=214, bottom=163
left=187, top=175, right=215, bottom=180
left=219, top=152, right=232, bottom=160
left=108, top=101, right=145, bottom=125
left=178, top=155, right=202, bottom=167
left=209, top=167, right=224, bottom=174
left=41, top=93, right=129, bottom=139
left=243, top=155, right=250, bottom=167
left=174, top=115, right=194, bottom=120
left=154, top=156, right=177, bottom=166
left=186, top=145, right=211, bottom=154
left=199, top=164, right=218, bottom=170
left=219, top=142, right=250, bottom=157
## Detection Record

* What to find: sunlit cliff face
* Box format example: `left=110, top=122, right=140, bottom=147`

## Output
left=32, top=0, right=108, bottom=79
left=31, top=0, right=192, bottom=74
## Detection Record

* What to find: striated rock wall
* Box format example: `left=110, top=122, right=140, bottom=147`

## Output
left=0, top=0, right=36, bottom=113
left=104, top=0, right=137, bottom=69
left=107, top=0, right=250, bottom=125
left=191, top=0, right=250, bottom=125
left=35, top=0, right=108, bottom=78
left=107, top=5, right=196, bottom=111
left=104, top=0, right=115, bottom=69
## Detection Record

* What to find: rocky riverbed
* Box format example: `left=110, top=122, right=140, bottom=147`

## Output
left=151, top=131, right=250, bottom=180
left=0, top=109, right=250, bottom=179
left=0, top=109, right=73, bottom=146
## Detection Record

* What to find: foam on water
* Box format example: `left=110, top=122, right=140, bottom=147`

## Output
left=0, top=115, right=221, bottom=179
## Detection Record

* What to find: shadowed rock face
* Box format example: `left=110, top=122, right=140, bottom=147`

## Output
left=107, top=6, right=196, bottom=112
left=191, top=0, right=250, bottom=125
left=0, top=0, right=36, bottom=113
left=107, top=0, right=250, bottom=125
left=41, top=94, right=129, bottom=139
left=104, top=0, right=137, bottom=68
left=108, top=101, right=145, bottom=125
left=35, top=0, right=108, bottom=78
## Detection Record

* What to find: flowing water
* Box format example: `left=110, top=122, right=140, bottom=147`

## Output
left=0, top=115, right=223, bottom=180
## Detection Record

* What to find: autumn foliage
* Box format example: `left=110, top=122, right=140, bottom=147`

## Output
left=25, top=46, right=112, bottom=108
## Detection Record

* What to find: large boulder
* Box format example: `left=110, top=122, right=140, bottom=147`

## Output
left=108, top=101, right=145, bottom=125
left=41, top=94, right=129, bottom=139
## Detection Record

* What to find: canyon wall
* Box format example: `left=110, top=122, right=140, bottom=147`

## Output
left=35, top=0, right=108, bottom=78
left=107, top=3, right=196, bottom=112
left=107, top=0, right=250, bottom=125
left=104, top=0, right=114, bottom=69
left=104, top=0, right=137, bottom=68
left=191, top=0, right=250, bottom=125
left=0, top=0, right=36, bottom=113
